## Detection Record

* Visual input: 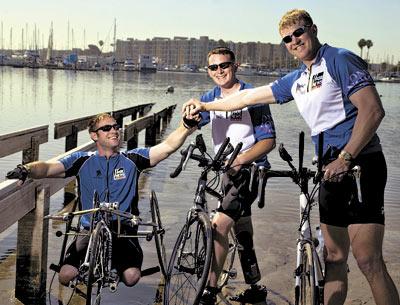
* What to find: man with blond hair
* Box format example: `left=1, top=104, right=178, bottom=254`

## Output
left=184, top=9, right=399, bottom=305
left=6, top=112, right=198, bottom=288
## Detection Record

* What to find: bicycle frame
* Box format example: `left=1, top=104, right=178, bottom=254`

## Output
left=165, top=134, right=242, bottom=305
left=46, top=191, right=167, bottom=305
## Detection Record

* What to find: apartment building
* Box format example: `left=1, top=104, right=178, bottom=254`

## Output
left=115, top=35, right=298, bottom=70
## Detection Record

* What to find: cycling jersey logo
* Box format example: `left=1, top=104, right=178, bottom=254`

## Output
left=213, top=110, right=243, bottom=121
left=295, top=82, right=306, bottom=94
left=113, top=168, right=126, bottom=180
left=230, top=110, right=242, bottom=121
left=311, top=72, right=324, bottom=90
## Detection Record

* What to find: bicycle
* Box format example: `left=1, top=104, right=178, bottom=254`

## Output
left=252, top=131, right=361, bottom=305
left=163, top=134, right=242, bottom=305
left=45, top=189, right=167, bottom=305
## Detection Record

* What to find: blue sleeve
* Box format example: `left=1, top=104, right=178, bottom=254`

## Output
left=59, top=151, right=88, bottom=172
left=270, top=70, right=301, bottom=104
left=126, top=147, right=151, bottom=170
left=248, top=104, right=276, bottom=141
left=328, top=49, right=374, bottom=99
left=59, top=151, right=90, bottom=177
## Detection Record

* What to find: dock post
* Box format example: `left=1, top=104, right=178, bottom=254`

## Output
left=15, top=184, right=50, bottom=305
left=22, top=136, right=40, bottom=164
left=127, top=128, right=139, bottom=150
left=145, top=114, right=157, bottom=146
left=64, top=125, right=78, bottom=205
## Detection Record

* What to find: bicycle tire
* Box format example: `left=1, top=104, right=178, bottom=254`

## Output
left=86, top=222, right=111, bottom=305
left=164, top=211, right=213, bottom=305
left=217, top=229, right=237, bottom=289
left=150, top=190, right=167, bottom=278
left=295, top=242, right=318, bottom=305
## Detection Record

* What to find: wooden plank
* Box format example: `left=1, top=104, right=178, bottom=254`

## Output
left=0, top=125, right=48, bottom=158
left=124, top=115, right=154, bottom=141
left=113, top=103, right=154, bottom=118
left=0, top=141, right=95, bottom=233
left=54, top=103, right=154, bottom=139
left=0, top=180, right=37, bottom=233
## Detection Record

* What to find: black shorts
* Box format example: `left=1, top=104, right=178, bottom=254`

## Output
left=319, top=151, right=386, bottom=227
left=217, top=167, right=258, bottom=222
left=63, top=222, right=143, bottom=274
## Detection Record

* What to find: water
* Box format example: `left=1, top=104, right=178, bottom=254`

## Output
left=0, top=66, right=399, bottom=304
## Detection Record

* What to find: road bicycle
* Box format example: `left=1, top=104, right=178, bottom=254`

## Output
left=163, top=134, right=242, bottom=305
left=45, top=189, right=167, bottom=305
left=252, top=132, right=361, bottom=305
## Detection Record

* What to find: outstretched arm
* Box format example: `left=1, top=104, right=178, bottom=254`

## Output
left=6, top=161, right=66, bottom=186
left=183, top=85, right=276, bottom=116
left=149, top=121, right=197, bottom=167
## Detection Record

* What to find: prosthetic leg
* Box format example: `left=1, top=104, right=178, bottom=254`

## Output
left=230, top=216, right=267, bottom=304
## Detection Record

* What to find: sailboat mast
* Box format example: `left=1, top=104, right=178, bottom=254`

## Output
left=113, top=18, right=116, bottom=55
left=46, top=22, right=53, bottom=62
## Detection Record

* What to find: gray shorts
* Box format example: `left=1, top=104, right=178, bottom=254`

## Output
left=217, top=167, right=258, bottom=221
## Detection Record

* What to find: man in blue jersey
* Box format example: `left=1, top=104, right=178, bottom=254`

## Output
left=6, top=112, right=198, bottom=288
left=184, top=9, right=399, bottom=305
left=197, top=47, right=276, bottom=305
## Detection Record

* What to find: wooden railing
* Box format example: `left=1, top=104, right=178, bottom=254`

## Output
left=0, top=103, right=176, bottom=304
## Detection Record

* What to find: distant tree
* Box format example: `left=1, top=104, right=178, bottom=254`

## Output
left=358, top=39, right=367, bottom=58
left=365, top=39, right=373, bottom=62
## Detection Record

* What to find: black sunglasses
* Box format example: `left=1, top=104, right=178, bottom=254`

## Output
left=208, top=61, right=233, bottom=71
left=93, top=124, right=120, bottom=132
left=282, top=25, right=311, bottom=44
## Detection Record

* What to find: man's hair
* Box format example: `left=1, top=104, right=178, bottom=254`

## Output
left=279, top=9, right=313, bottom=33
left=88, top=112, right=114, bottom=132
left=207, top=46, right=236, bottom=62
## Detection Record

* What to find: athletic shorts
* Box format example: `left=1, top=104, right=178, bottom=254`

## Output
left=319, top=151, right=386, bottom=227
left=63, top=222, right=143, bottom=274
left=217, top=167, right=258, bottom=222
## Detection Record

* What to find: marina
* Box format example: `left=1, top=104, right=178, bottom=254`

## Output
left=0, top=67, right=399, bottom=304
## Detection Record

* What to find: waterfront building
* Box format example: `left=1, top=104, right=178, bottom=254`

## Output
left=114, top=35, right=297, bottom=71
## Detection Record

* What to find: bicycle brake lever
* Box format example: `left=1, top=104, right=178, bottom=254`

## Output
left=257, top=166, right=267, bottom=208
left=353, top=165, right=362, bottom=203
left=182, top=144, right=195, bottom=170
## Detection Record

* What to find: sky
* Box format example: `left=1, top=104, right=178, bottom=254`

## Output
left=1, top=0, right=399, bottom=64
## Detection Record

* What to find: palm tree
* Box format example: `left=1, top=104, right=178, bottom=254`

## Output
left=358, top=39, right=367, bottom=58
left=365, top=40, right=373, bottom=62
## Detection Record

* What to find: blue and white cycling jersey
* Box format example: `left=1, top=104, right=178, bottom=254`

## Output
left=271, top=44, right=381, bottom=156
left=59, top=148, right=151, bottom=228
left=199, top=80, right=276, bottom=167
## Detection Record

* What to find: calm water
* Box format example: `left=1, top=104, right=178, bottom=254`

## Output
left=0, top=66, right=399, bottom=304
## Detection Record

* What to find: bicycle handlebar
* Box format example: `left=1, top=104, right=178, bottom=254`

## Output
left=225, top=142, right=243, bottom=171
left=169, top=134, right=242, bottom=179
left=44, top=204, right=153, bottom=227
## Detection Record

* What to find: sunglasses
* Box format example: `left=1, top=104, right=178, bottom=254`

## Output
left=93, top=124, right=121, bottom=132
left=207, top=61, right=233, bottom=71
left=282, top=25, right=311, bottom=44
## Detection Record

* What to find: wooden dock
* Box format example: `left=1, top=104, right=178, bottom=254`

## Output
left=0, top=103, right=176, bottom=305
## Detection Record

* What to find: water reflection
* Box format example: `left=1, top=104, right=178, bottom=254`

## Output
left=0, top=69, right=399, bottom=304
left=46, top=69, right=54, bottom=110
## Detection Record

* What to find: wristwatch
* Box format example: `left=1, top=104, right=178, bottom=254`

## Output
left=338, top=150, right=353, bottom=162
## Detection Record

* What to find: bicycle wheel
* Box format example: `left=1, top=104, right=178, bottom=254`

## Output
left=150, top=190, right=167, bottom=278
left=164, top=211, right=213, bottom=305
left=295, top=242, right=318, bottom=305
left=86, top=222, right=111, bottom=305
left=217, top=229, right=237, bottom=289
